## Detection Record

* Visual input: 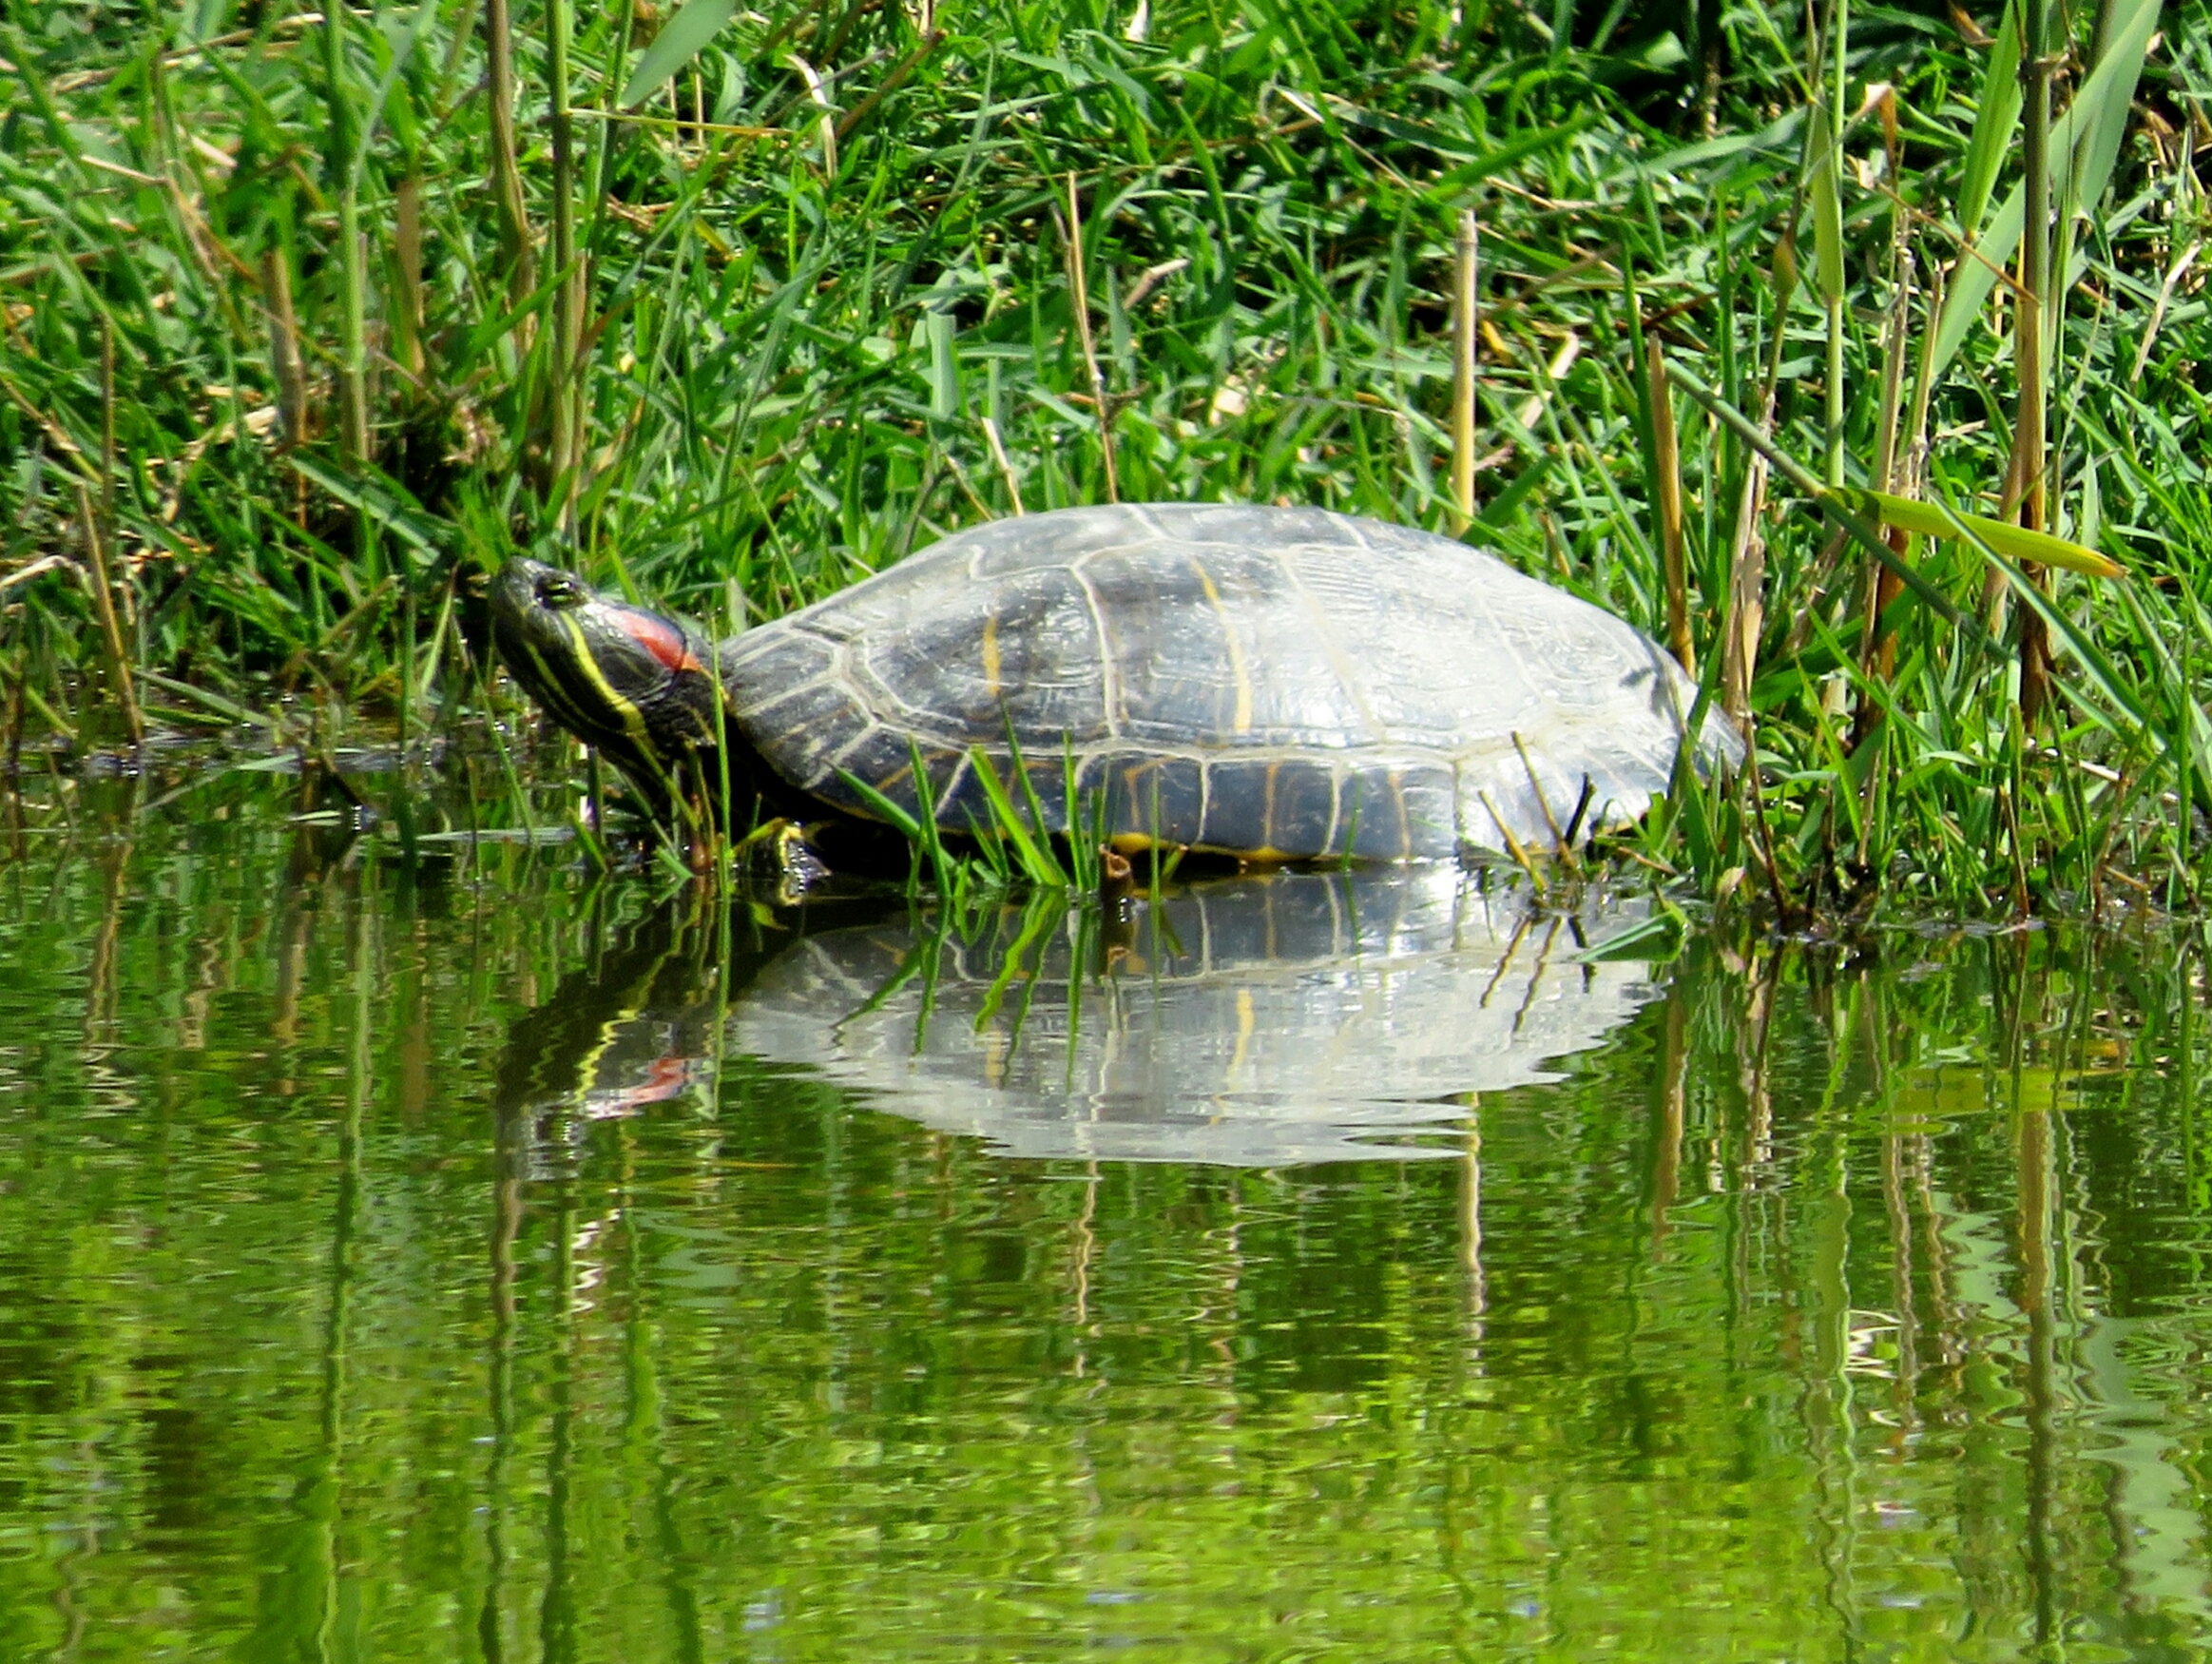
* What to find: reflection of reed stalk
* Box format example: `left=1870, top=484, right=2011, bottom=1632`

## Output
left=1461, top=1103, right=1486, bottom=1318
left=71, top=480, right=144, bottom=745
left=2018, top=1088, right=2060, bottom=1635
left=481, top=1153, right=521, bottom=1656
left=1069, top=1163, right=1099, bottom=1345
left=1880, top=1133, right=1920, bottom=1432
left=1737, top=953, right=1776, bottom=1174
left=309, top=894, right=370, bottom=1655
left=618, top=1118, right=709, bottom=1654
left=1806, top=1118, right=1861, bottom=1650
left=1652, top=990, right=1687, bottom=1251
left=85, top=830, right=131, bottom=1044
left=543, top=1174, right=579, bottom=1659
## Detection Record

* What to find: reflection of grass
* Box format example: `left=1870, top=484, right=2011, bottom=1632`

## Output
left=3, top=0, right=2202, bottom=917
left=11, top=801, right=2212, bottom=1652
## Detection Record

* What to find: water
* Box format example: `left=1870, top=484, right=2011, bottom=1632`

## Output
left=6, top=776, right=2212, bottom=1660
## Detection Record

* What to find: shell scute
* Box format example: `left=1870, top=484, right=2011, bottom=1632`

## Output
left=1101, top=755, right=1207, bottom=848
left=857, top=564, right=1110, bottom=746
left=1086, top=544, right=1370, bottom=750
left=961, top=505, right=1158, bottom=576
left=741, top=673, right=876, bottom=789
left=1193, top=760, right=1279, bottom=855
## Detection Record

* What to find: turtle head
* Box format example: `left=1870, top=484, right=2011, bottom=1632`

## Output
left=490, top=557, right=721, bottom=811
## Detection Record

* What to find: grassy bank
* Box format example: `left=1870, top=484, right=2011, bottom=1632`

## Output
left=3, top=0, right=2211, bottom=919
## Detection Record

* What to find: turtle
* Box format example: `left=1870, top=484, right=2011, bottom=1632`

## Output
left=490, top=502, right=1741, bottom=867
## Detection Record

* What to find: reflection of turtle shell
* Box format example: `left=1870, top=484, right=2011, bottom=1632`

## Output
left=723, top=504, right=1738, bottom=860
left=729, top=870, right=1664, bottom=1164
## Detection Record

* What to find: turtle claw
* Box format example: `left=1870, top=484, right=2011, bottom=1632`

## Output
left=731, top=818, right=832, bottom=900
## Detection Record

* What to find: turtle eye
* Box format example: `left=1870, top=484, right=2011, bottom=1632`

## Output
left=540, top=572, right=585, bottom=609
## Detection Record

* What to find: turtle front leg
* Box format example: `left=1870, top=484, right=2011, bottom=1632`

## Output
left=731, top=818, right=831, bottom=898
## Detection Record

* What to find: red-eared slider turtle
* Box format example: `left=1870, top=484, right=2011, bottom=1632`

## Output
left=491, top=502, right=1741, bottom=864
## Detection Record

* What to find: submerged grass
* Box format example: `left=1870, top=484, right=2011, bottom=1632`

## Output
left=5, top=0, right=2212, bottom=920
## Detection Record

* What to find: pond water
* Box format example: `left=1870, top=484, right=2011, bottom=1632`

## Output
left=6, top=772, right=2212, bottom=1660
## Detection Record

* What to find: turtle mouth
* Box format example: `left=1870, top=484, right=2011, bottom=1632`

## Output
left=490, top=558, right=720, bottom=808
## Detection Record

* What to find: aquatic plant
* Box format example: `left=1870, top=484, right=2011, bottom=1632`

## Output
left=1, top=0, right=2204, bottom=917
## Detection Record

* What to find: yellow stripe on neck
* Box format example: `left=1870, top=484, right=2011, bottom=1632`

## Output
left=558, top=616, right=655, bottom=752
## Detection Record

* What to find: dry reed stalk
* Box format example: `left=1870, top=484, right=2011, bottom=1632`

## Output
left=262, top=248, right=309, bottom=449
left=99, top=317, right=116, bottom=546
left=2015, top=0, right=2055, bottom=726
left=71, top=480, right=143, bottom=746
left=980, top=416, right=1025, bottom=513
left=3, top=649, right=24, bottom=783
left=1721, top=450, right=1768, bottom=730
left=786, top=54, right=837, bottom=173
left=485, top=0, right=536, bottom=314
left=548, top=0, right=582, bottom=526
left=836, top=29, right=942, bottom=142
left=436, top=0, right=481, bottom=110
left=1063, top=172, right=1120, bottom=504
left=1122, top=257, right=1187, bottom=311
left=1850, top=228, right=1914, bottom=754
left=1721, top=232, right=1796, bottom=731
left=320, top=2, right=368, bottom=466
left=1809, top=87, right=1845, bottom=488
left=1451, top=207, right=1479, bottom=529
left=1644, top=337, right=1693, bottom=676
left=393, top=171, right=426, bottom=381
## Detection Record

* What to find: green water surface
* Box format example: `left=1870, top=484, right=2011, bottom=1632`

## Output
left=4, top=781, right=2212, bottom=1661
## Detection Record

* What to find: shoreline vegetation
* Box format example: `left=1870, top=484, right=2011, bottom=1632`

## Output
left=3, top=0, right=2209, bottom=922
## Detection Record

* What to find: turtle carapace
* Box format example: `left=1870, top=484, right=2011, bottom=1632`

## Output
left=491, top=503, right=1741, bottom=864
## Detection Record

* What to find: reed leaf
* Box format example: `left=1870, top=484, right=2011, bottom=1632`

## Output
left=619, top=0, right=739, bottom=108
left=1931, top=0, right=2162, bottom=375
left=967, top=746, right=1068, bottom=889
left=1953, top=0, right=2023, bottom=242
left=1832, top=488, right=2123, bottom=579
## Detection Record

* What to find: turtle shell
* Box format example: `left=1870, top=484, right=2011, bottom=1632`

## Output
left=723, top=504, right=1739, bottom=860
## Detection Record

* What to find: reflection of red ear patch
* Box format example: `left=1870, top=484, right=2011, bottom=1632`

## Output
left=613, top=609, right=703, bottom=675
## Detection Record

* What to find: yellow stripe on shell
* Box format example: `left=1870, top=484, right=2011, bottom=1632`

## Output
left=1191, top=556, right=1255, bottom=735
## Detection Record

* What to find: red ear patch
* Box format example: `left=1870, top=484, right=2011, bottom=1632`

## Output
left=613, top=609, right=704, bottom=675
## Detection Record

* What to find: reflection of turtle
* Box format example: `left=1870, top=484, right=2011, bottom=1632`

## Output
left=493, top=871, right=1664, bottom=1166
left=732, top=869, right=1664, bottom=1163
left=493, top=503, right=1739, bottom=862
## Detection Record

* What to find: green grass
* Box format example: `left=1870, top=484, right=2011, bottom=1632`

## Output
left=5, top=0, right=2212, bottom=919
